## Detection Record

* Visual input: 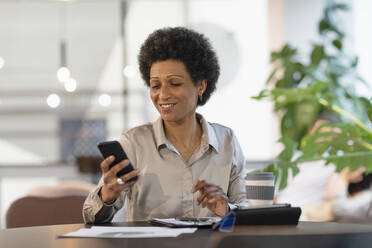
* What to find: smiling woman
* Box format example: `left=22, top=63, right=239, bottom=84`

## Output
left=83, top=27, right=248, bottom=223
left=149, top=60, right=205, bottom=124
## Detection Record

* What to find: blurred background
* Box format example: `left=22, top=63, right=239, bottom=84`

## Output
left=0, top=0, right=371, bottom=228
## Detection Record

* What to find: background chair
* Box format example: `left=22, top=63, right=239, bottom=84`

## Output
left=6, top=181, right=95, bottom=228
left=6, top=195, right=86, bottom=228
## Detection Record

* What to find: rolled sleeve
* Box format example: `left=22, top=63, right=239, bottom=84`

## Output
left=82, top=178, right=126, bottom=224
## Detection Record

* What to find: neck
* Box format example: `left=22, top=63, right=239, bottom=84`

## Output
left=163, top=113, right=201, bottom=148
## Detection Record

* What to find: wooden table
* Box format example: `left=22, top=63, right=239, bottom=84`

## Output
left=1, top=221, right=372, bottom=248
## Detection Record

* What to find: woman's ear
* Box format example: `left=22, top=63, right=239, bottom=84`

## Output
left=199, top=80, right=207, bottom=95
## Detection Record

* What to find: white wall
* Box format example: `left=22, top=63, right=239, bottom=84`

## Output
left=354, top=0, right=372, bottom=96
left=283, top=0, right=325, bottom=56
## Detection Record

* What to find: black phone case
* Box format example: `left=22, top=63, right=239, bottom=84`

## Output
left=97, top=141, right=138, bottom=182
left=232, top=206, right=301, bottom=226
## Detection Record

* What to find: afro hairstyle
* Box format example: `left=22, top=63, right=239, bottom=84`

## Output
left=138, top=27, right=220, bottom=106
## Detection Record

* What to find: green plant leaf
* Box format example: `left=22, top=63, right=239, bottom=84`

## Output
left=311, top=81, right=328, bottom=94
left=291, top=164, right=300, bottom=177
left=351, top=56, right=359, bottom=67
left=273, top=160, right=303, bottom=190
left=251, top=90, right=269, bottom=100
left=332, top=39, right=342, bottom=50
left=299, top=122, right=372, bottom=171
left=271, top=87, right=316, bottom=110
left=281, top=44, right=297, bottom=58
left=262, top=163, right=280, bottom=186
left=266, top=68, right=278, bottom=85
left=319, top=15, right=344, bottom=38
left=278, top=161, right=290, bottom=190
left=263, top=160, right=302, bottom=191
left=270, top=87, right=322, bottom=141
left=310, top=45, right=325, bottom=66
left=325, top=151, right=372, bottom=173
left=294, top=151, right=372, bottom=173
left=277, top=137, right=298, bottom=161
left=319, top=19, right=330, bottom=33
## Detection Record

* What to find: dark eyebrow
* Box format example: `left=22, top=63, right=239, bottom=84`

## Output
left=167, top=74, right=184, bottom=79
left=150, top=74, right=185, bottom=80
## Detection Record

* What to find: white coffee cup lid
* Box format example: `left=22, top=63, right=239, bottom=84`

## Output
left=245, top=172, right=275, bottom=180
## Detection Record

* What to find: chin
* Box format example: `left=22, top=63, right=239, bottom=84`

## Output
left=159, top=113, right=183, bottom=123
left=160, top=115, right=178, bottom=122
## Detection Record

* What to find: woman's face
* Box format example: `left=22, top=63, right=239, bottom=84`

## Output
left=149, top=60, right=206, bottom=124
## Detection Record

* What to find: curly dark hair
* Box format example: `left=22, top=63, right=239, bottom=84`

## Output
left=138, top=27, right=220, bottom=106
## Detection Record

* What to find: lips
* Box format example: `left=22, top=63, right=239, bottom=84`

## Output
left=159, top=103, right=177, bottom=111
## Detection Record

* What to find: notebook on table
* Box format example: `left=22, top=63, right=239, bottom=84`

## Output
left=149, top=217, right=221, bottom=228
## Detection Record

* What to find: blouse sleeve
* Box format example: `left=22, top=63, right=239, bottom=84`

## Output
left=227, top=130, right=247, bottom=205
left=82, top=177, right=127, bottom=224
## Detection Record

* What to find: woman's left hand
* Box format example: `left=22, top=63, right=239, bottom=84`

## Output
left=191, top=179, right=229, bottom=217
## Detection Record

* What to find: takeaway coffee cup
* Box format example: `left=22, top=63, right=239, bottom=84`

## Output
left=245, top=172, right=275, bottom=206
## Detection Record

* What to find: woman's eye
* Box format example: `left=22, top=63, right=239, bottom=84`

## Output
left=171, top=82, right=181, bottom=86
left=151, top=84, right=160, bottom=89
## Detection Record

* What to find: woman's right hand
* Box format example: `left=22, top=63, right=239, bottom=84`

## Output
left=99, top=155, right=140, bottom=204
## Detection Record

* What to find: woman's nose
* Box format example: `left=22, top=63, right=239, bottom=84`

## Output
left=159, top=85, right=170, bottom=100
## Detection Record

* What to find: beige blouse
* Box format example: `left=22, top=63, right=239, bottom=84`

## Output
left=83, top=113, right=247, bottom=223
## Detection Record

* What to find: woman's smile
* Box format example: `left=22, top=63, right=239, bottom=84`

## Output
left=159, top=103, right=177, bottom=111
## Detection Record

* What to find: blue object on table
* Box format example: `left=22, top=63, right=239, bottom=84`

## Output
left=212, top=212, right=236, bottom=232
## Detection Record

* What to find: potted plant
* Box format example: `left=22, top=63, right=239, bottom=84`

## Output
left=253, top=0, right=372, bottom=189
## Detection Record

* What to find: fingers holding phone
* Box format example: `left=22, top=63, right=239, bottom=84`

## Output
left=97, top=141, right=140, bottom=205
left=100, top=156, right=140, bottom=204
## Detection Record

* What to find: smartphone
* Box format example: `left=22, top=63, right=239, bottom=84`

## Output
left=97, top=140, right=138, bottom=182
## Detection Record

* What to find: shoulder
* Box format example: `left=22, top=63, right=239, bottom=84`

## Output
left=208, top=122, right=233, bottom=133
left=205, top=120, right=244, bottom=157
left=204, top=120, right=238, bottom=154
left=119, top=123, right=155, bottom=162
left=121, top=122, right=154, bottom=142
left=207, top=121, right=235, bottom=140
